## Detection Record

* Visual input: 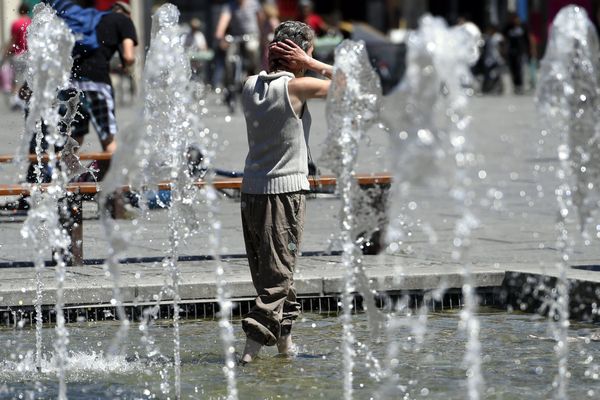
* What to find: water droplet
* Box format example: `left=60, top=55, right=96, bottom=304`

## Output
left=417, top=129, right=434, bottom=145
left=535, top=366, right=544, bottom=375
left=558, top=144, right=569, bottom=161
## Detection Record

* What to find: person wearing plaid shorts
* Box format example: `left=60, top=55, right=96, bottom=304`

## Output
left=10, top=1, right=137, bottom=211
left=64, top=1, right=137, bottom=181
left=66, top=81, right=118, bottom=180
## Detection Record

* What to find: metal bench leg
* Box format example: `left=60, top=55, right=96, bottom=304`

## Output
left=70, top=195, right=83, bottom=265
left=57, top=194, right=83, bottom=266
left=356, top=183, right=390, bottom=255
left=103, top=191, right=126, bottom=220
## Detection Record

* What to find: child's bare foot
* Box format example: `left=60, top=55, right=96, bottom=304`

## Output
left=240, top=337, right=262, bottom=364
left=276, top=334, right=297, bottom=356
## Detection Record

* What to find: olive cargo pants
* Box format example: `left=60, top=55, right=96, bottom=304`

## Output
left=240, top=192, right=305, bottom=346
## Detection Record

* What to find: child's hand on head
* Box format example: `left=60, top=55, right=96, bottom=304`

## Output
left=269, top=39, right=310, bottom=71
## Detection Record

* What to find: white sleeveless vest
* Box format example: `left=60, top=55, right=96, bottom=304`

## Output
left=241, top=71, right=312, bottom=194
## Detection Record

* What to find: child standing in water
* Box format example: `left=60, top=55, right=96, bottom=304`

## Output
left=239, top=21, right=333, bottom=364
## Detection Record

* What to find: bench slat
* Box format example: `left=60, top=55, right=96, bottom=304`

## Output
left=0, top=152, right=391, bottom=187
left=0, top=174, right=392, bottom=196
left=0, top=152, right=113, bottom=163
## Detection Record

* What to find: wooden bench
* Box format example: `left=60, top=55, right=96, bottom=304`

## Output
left=0, top=151, right=113, bottom=164
left=0, top=169, right=391, bottom=265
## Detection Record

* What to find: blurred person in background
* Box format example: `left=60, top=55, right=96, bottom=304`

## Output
left=44, top=0, right=138, bottom=182
left=23, top=0, right=42, bottom=14
left=276, top=0, right=299, bottom=21
left=2, top=3, right=31, bottom=111
left=214, top=0, right=263, bottom=76
left=6, top=0, right=137, bottom=211
left=184, top=17, right=209, bottom=81
left=185, top=18, right=208, bottom=52
left=299, top=0, right=328, bottom=37
left=527, top=29, right=539, bottom=91
left=69, top=0, right=137, bottom=181
left=503, top=12, right=531, bottom=95
left=260, top=1, right=280, bottom=70
left=479, top=25, right=505, bottom=95
left=214, top=0, right=262, bottom=110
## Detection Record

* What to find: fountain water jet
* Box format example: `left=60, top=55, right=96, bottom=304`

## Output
left=16, top=3, right=76, bottom=398
left=99, top=4, right=234, bottom=398
left=322, top=39, right=382, bottom=399
left=536, top=5, right=600, bottom=399
left=101, top=4, right=188, bottom=397
left=381, top=15, right=484, bottom=399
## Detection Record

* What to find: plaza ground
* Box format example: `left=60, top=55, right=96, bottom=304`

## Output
left=0, top=91, right=598, bottom=318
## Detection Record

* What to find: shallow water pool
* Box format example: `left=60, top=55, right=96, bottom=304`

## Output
left=1, top=309, right=599, bottom=399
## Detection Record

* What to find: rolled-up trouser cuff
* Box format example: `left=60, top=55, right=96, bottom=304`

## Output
left=280, top=322, right=292, bottom=337
left=242, top=314, right=280, bottom=346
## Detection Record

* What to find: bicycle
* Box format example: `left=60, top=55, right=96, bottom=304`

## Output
left=222, top=34, right=259, bottom=113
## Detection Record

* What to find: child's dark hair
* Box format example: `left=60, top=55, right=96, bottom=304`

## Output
left=269, top=21, right=314, bottom=72
left=19, top=3, right=29, bottom=15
